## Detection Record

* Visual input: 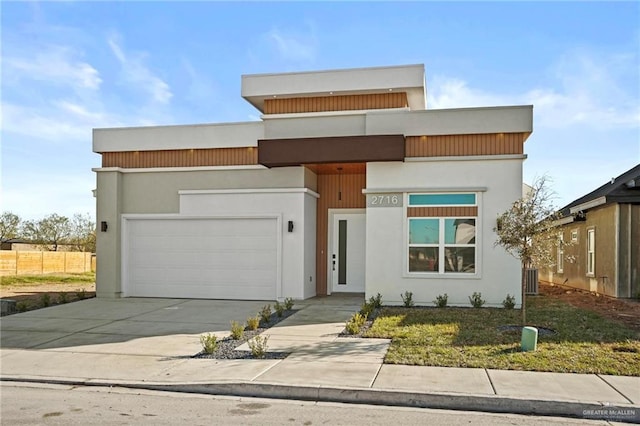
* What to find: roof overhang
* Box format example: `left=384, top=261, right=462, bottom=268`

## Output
left=258, top=134, right=405, bottom=168
left=242, top=64, right=426, bottom=113
left=569, top=196, right=607, bottom=214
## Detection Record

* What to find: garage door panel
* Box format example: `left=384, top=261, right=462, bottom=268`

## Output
left=124, top=217, right=278, bottom=300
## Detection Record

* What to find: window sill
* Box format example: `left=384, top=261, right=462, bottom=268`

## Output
left=403, top=272, right=482, bottom=280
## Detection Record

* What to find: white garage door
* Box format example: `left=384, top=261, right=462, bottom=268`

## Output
left=123, top=217, right=278, bottom=300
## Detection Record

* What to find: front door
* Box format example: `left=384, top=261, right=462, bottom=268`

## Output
left=331, top=213, right=365, bottom=292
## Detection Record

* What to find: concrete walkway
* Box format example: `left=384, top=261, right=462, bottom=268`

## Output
left=1, top=296, right=639, bottom=423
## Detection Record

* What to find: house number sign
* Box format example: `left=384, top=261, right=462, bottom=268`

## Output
left=366, top=193, right=403, bottom=207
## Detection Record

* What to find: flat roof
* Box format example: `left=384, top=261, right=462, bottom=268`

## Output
left=241, top=64, right=426, bottom=112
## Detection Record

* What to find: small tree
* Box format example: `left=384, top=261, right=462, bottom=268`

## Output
left=493, top=176, right=561, bottom=324
left=23, top=214, right=72, bottom=251
left=0, top=212, right=21, bottom=242
left=69, top=213, right=96, bottom=252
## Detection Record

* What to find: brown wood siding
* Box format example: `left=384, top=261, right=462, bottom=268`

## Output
left=405, top=133, right=526, bottom=157
left=102, top=148, right=258, bottom=168
left=316, top=173, right=366, bottom=295
left=264, top=92, right=408, bottom=114
left=407, top=207, right=478, bottom=217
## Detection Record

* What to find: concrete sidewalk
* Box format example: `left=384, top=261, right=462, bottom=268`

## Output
left=1, top=297, right=639, bottom=423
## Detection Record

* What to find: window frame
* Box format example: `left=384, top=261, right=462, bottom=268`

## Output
left=407, top=216, right=477, bottom=275
left=570, top=229, right=578, bottom=243
left=587, top=228, right=595, bottom=276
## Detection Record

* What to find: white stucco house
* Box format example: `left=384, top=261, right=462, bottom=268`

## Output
left=93, top=64, right=533, bottom=306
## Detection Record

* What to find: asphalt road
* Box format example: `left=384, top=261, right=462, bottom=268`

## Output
left=0, top=382, right=612, bottom=426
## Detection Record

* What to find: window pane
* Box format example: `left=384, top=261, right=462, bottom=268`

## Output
left=409, top=219, right=439, bottom=244
left=444, top=219, right=476, bottom=244
left=409, top=193, right=476, bottom=206
left=409, top=247, right=439, bottom=272
left=443, top=247, right=475, bottom=273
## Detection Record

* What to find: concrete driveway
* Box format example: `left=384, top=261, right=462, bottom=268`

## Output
left=0, top=298, right=277, bottom=357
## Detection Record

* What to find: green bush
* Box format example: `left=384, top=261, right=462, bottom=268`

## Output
left=502, top=294, right=516, bottom=309
left=345, top=312, right=366, bottom=335
left=469, top=292, right=486, bottom=308
left=248, top=335, right=269, bottom=358
left=433, top=293, right=448, bottom=308
left=260, top=305, right=272, bottom=325
left=401, top=291, right=414, bottom=307
left=274, top=301, right=285, bottom=318
left=359, top=301, right=374, bottom=319
left=246, top=315, right=260, bottom=331
left=368, top=293, right=383, bottom=309
left=230, top=321, right=245, bottom=340
left=40, top=293, right=51, bottom=308
left=283, top=297, right=294, bottom=310
left=200, top=333, right=218, bottom=354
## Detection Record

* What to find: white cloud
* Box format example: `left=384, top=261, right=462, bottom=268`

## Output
left=266, top=27, right=316, bottom=62
left=107, top=33, right=173, bottom=104
left=428, top=49, right=640, bottom=130
left=3, top=45, right=102, bottom=92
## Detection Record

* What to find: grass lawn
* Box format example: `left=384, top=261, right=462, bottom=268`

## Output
left=0, top=272, right=95, bottom=286
left=364, top=296, right=640, bottom=376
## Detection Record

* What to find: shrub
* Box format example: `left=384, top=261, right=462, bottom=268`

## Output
left=345, top=312, right=366, bottom=335
left=502, top=294, right=516, bottom=310
left=274, top=301, right=285, bottom=318
left=433, top=293, right=448, bottom=308
left=401, top=291, right=414, bottom=307
left=283, top=297, right=294, bottom=310
left=359, top=301, right=374, bottom=319
left=200, top=333, right=218, bottom=354
left=260, top=305, right=272, bottom=325
left=246, top=315, right=260, bottom=331
left=76, top=289, right=86, bottom=300
left=368, top=293, right=383, bottom=309
left=58, top=292, right=69, bottom=304
left=248, top=335, right=269, bottom=358
left=16, top=302, right=28, bottom=313
left=469, top=292, right=486, bottom=308
left=40, top=293, right=51, bottom=308
left=230, top=321, right=245, bottom=340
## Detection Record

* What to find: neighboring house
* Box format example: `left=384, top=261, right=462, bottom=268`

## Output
left=544, top=164, right=640, bottom=298
left=0, top=239, right=77, bottom=252
left=92, top=64, right=533, bottom=306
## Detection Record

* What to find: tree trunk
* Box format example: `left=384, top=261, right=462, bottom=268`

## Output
left=521, top=263, right=527, bottom=325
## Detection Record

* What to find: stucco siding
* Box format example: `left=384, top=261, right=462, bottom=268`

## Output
left=365, top=158, right=523, bottom=307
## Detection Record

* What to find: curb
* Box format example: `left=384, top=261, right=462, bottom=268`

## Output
left=3, top=376, right=639, bottom=423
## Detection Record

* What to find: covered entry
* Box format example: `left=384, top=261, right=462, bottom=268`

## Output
left=122, top=216, right=279, bottom=300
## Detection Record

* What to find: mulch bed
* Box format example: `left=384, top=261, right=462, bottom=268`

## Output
left=193, top=309, right=297, bottom=360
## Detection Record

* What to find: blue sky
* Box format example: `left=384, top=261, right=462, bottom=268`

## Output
left=2, top=1, right=639, bottom=221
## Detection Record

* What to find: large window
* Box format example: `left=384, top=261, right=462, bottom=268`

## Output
left=557, top=233, right=564, bottom=273
left=587, top=228, right=595, bottom=276
left=408, top=218, right=476, bottom=273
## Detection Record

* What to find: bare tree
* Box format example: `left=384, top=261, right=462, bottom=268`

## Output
left=69, top=213, right=96, bottom=253
left=23, top=214, right=72, bottom=251
left=0, top=212, right=21, bottom=242
left=493, top=176, right=561, bottom=324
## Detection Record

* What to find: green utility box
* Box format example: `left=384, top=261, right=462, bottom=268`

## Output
left=521, top=326, right=538, bottom=352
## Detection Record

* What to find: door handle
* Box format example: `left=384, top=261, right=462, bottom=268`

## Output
left=332, top=260, right=336, bottom=271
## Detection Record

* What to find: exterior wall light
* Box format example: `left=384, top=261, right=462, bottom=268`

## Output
left=101, top=221, right=108, bottom=232
left=288, top=221, right=294, bottom=233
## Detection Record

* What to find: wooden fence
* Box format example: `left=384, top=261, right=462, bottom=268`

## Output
left=0, top=251, right=95, bottom=276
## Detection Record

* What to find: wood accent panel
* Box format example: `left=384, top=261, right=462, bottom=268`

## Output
left=316, top=173, right=366, bottom=295
left=102, top=148, right=258, bottom=168
left=258, top=134, right=405, bottom=167
left=264, top=92, right=408, bottom=114
left=405, top=133, right=526, bottom=157
left=408, top=207, right=478, bottom=217
left=305, top=163, right=366, bottom=175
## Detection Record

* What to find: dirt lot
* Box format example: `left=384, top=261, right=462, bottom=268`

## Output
left=539, top=281, right=640, bottom=332
left=1, top=281, right=96, bottom=314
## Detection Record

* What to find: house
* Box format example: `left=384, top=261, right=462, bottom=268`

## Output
left=544, top=164, right=640, bottom=298
left=92, top=64, right=533, bottom=306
